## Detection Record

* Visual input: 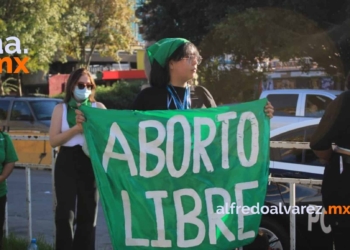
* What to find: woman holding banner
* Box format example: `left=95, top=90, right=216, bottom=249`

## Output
left=73, top=38, right=273, bottom=249
left=132, top=38, right=272, bottom=250
left=132, top=37, right=274, bottom=117
left=49, top=68, right=106, bottom=250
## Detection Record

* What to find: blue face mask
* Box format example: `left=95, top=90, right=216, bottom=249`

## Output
left=73, top=86, right=91, bottom=101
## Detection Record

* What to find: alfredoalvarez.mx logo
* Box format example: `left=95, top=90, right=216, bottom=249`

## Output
left=0, top=36, right=29, bottom=73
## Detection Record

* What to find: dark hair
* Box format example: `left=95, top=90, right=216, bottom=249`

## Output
left=149, top=42, right=199, bottom=88
left=63, top=68, right=97, bottom=103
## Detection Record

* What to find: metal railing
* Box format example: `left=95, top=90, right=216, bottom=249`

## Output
left=5, top=136, right=324, bottom=250
left=4, top=135, right=57, bottom=243
left=270, top=141, right=324, bottom=250
left=268, top=177, right=322, bottom=250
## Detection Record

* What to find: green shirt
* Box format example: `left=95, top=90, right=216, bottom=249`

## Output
left=0, top=132, right=18, bottom=197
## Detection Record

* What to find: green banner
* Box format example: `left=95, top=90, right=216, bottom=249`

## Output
left=81, top=98, right=270, bottom=250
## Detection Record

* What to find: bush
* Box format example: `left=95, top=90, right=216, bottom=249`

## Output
left=3, top=233, right=53, bottom=250
left=95, top=80, right=144, bottom=109
left=52, top=80, right=144, bottom=109
left=53, top=92, right=65, bottom=99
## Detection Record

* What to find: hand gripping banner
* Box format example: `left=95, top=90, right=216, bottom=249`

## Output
left=80, top=98, right=270, bottom=249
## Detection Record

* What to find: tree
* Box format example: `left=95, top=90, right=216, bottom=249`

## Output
left=199, top=59, right=263, bottom=104
left=138, top=0, right=231, bottom=45
left=200, top=7, right=342, bottom=74
left=139, top=0, right=348, bottom=73
left=138, top=0, right=350, bottom=102
left=0, top=0, right=67, bottom=95
left=60, top=0, right=136, bottom=67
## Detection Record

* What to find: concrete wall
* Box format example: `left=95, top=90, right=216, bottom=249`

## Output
left=49, top=74, right=70, bottom=96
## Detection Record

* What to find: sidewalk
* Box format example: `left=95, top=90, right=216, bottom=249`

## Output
left=6, top=168, right=113, bottom=250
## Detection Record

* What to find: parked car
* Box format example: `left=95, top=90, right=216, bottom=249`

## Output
left=269, top=118, right=323, bottom=179
left=0, top=96, right=62, bottom=133
left=260, top=182, right=333, bottom=250
left=259, top=89, right=341, bottom=129
left=253, top=118, right=334, bottom=249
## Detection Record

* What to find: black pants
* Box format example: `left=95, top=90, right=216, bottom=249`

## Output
left=54, top=146, right=99, bottom=250
left=329, top=222, right=350, bottom=250
left=0, top=195, right=6, bottom=250
left=322, top=154, right=350, bottom=249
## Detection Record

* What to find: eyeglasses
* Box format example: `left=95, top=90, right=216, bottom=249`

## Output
left=77, top=82, right=93, bottom=90
left=181, top=55, right=203, bottom=65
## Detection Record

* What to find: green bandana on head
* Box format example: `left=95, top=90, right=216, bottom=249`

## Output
left=147, top=38, right=190, bottom=67
left=67, top=98, right=91, bottom=128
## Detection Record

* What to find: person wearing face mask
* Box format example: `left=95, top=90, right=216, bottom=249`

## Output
left=49, top=68, right=106, bottom=250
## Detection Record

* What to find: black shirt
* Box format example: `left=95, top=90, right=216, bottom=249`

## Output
left=132, top=85, right=217, bottom=111
left=310, top=91, right=350, bottom=151
left=310, top=90, right=350, bottom=224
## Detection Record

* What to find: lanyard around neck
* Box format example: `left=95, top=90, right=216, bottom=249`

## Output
left=167, top=85, right=191, bottom=110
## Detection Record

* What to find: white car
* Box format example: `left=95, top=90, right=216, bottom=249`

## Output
left=269, top=118, right=324, bottom=179
left=260, top=89, right=342, bottom=130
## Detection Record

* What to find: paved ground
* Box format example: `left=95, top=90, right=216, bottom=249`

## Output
left=6, top=168, right=113, bottom=250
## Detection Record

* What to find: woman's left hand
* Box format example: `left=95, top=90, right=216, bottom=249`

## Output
left=75, top=109, right=86, bottom=128
left=264, top=101, right=274, bottom=118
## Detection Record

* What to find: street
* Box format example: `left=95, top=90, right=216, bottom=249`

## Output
left=6, top=168, right=113, bottom=250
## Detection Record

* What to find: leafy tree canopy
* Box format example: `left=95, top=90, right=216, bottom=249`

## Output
left=138, top=0, right=350, bottom=102
left=0, top=0, right=67, bottom=72
left=61, top=0, right=136, bottom=67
